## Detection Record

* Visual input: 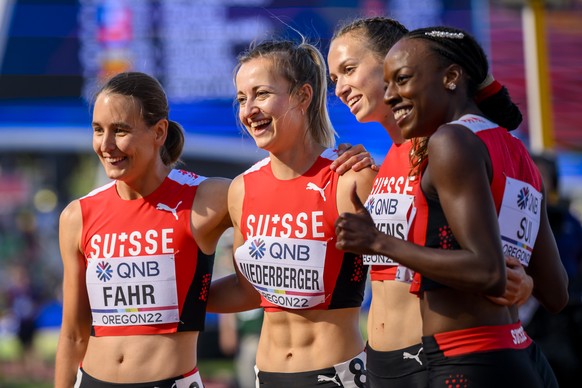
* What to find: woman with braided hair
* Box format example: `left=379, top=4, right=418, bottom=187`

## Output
left=335, top=26, right=568, bottom=387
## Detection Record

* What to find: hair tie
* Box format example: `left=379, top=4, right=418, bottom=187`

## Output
left=475, top=74, right=502, bottom=103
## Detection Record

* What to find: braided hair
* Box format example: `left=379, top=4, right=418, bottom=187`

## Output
left=402, top=26, right=523, bottom=176
left=405, top=26, right=522, bottom=130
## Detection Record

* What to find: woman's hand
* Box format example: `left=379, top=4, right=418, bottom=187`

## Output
left=487, top=256, right=533, bottom=306
left=335, top=184, right=382, bottom=255
left=331, top=143, right=379, bottom=175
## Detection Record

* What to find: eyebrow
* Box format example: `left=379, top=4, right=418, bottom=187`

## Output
left=336, top=57, right=354, bottom=71
left=92, top=121, right=132, bottom=129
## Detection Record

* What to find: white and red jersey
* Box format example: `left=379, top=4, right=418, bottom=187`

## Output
left=80, top=169, right=214, bottom=336
left=364, top=141, right=418, bottom=282
left=411, top=115, right=543, bottom=293
left=235, top=148, right=367, bottom=312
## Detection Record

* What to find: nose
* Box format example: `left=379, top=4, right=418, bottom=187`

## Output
left=241, top=101, right=259, bottom=124
left=99, top=130, right=116, bottom=153
left=334, top=77, right=348, bottom=99
left=383, top=82, right=398, bottom=108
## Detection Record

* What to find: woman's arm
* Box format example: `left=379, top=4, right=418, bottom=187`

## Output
left=527, top=185, right=569, bottom=312
left=207, top=175, right=261, bottom=313
left=192, top=177, right=233, bottom=255
left=336, top=125, right=506, bottom=296
left=54, top=201, right=92, bottom=388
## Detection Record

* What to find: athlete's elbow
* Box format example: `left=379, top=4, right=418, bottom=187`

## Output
left=537, top=283, right=569, bottom=314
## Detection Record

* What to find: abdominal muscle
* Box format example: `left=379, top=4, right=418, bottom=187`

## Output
left=367, top=280, right=422, bottom=351
left=256, top=307, right=364, bottom=372
left=81, top=331, right=198, bottom=383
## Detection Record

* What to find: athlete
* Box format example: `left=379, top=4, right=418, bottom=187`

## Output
left=335, top=26, right=568, bottom=387
left=208, top=37, right=376, bottom=387
left=328, top=17, right=536, bottom=387
left=54, top=72, right=230, bottom=387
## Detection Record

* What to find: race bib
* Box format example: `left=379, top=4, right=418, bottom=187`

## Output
left=236, top=236, right=327, bottom=309
left=86, top=254, right=179, bottom=326
left=498, top=177, right=542, bottom=266
left=363, top=193, right=415, bottom=266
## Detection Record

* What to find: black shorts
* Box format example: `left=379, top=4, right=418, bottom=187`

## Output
left=256, top=351, right=366, bottom=387
left=422, top=323, right=556, bottom=388
left=366, top=342, right=428, bottom=388
left=75, top=367, right=203, bottom=388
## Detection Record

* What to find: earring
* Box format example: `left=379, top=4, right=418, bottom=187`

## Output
left=447, top=83, right=456, bottom=90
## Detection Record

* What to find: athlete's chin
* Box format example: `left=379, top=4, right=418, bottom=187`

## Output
left=104, top=169, right=126, bottom=181
left=354, top=109, right=375, bottom=124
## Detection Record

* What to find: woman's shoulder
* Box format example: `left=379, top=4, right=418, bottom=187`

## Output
left=59, top=198, right=82, bottom=227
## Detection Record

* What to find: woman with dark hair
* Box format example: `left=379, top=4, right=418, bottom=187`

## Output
left=54, top=72, right=231, bottom=387
left=335, top=26, right=568, bottom=387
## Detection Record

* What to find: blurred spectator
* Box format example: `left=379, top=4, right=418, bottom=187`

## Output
left=219, top=309, right=263, bottom=388
left=522, top=152, right=582, bottom=387
left=4, top=264, right=42, bottom=376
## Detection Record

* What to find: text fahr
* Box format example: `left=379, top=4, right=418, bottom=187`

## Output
left=103, top=285, right=155, bottom=306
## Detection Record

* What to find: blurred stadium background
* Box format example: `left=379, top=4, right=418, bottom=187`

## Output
left=0, top=0, right=580, bottom=387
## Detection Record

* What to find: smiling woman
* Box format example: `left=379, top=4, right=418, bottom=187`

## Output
left=207, top=37, right=377, bottom=387
left=55, top=71, right=233, bottom=388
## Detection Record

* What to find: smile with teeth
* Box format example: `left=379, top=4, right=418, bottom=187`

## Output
left=106, top=157, right=125, bottom=163
left=394, top=108, right=411, bottom=121
left=250, top=119, right=271, bottom=128
left=347, top=96, right=361, bottom=107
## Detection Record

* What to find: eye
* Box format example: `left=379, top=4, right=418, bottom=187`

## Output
left=114, top=127, right=129, bottom=135
left=93, top=126, right=103, bottom=134
left=236, top=96, right=247, bottom=106
left=396, top=74, right=410, bottom=85
left=345, top=66, right=356, bottom=75
left=256, top=90, right=269, bottom=99
left=329, top=76, right=337, bottom=85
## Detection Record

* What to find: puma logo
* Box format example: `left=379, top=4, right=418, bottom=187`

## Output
left=156, top=201, right=182, bottom=220
left=306, top=181, right=330, bottom=201
left=403, top=347, right=423, bottom=365
left=317, top=374, right=341, bottom=386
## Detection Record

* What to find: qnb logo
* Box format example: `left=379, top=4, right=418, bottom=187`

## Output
left=156, top=201, right=182, bottom=220
left=96, top=261, right=113, bottom=282
left=365, top=197, right=375, bottom=213
left=517, top=187, right=530, bottom=210
left=306, top=181, right=330, bottom=201
left=249, top=238, right=266, bottom=260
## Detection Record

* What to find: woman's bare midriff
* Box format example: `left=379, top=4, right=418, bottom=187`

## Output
left=256, top=307, right=364, bottom=372
left=82, top=331, right=198, bottom=383
left=421, top=288, right=513, bottom=335
left=367, top=280, right=422, bottom=351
